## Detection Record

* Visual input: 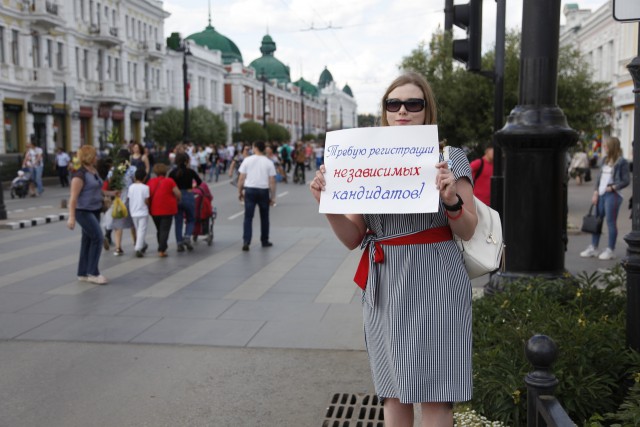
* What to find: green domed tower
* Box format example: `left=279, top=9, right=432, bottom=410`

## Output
left=249, top=35, right=291, bottom=83
left=342, top=83, right=354, bottom=97
left=318, top=67, right=334, bottom=89
left=185, top=19, right=243, bottom=65
left=294, top=77, right=318, bottom=97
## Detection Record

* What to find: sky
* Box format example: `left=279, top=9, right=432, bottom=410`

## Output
left=163, top=0, right=609, bottom=116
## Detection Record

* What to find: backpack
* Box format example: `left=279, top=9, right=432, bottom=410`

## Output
left=280, top=146, right=290, bottom=161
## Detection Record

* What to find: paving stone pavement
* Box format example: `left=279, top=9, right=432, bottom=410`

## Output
left=0, top=169, right=632, bottom=426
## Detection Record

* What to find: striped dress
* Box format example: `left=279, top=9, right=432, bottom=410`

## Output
left=360, top=146, right=473, bottom=404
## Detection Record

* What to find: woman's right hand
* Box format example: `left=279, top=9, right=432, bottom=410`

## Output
left=67, top=217, right=75, bottom=230
left=309, top=165, right=326, bottom=204
left=592, top=191, right=599, bottom=205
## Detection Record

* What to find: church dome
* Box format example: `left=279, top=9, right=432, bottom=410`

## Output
left=318, top=67, right=334, bottom=89
left=294, top=78, right=318, bottom=97
left=342, top=83, right=354, bottom=97
left=249, top=35, right=291, bottom=83
left=185, top=24, right=243, bottom=65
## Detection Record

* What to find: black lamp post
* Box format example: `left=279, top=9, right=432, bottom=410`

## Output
left=261, top=69, right=268, bottom=129
left=491, top=0, right=578, bottom=288
left=623, top=23, right=640, bottom=352
left=300, top=87, right=305, bottom=138
left=0, top=160, right=6, bottom=220
left=181, top=40, right=192, bottom=143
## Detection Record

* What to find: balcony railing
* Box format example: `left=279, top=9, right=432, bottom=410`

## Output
left=27, top=0, right=64, bottom=28
left=88, top=22, right=122, bottom=47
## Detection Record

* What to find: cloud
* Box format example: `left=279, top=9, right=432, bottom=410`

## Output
left=164, top=0, right=608, bottom=116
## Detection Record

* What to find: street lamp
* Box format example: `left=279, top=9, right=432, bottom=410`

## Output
left=261, top=68, right=269, bottom=129
left=0, top=161, right=6, bottom=220
left=180, top=40, right=192, bottom=143
left=300, top=87, right=305, bottom=138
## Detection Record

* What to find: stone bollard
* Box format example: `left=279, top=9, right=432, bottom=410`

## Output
left=60, top=199, right=67, bottom=209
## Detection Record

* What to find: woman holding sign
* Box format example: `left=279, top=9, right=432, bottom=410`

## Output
left=310, top=72, right=477, bottom=427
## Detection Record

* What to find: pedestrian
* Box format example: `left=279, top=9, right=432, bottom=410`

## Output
left=169, top=152, right=202, bottom=252
left=237, top=140, right=277, bottom=251
left=313, top=142, right=324, bottom=170
left=308, top=71, right=477, bottom=426
left=129, top=142, right=150, bottom=180
left=469, top=144, right=494, bottom=206
left=568, top=148, right=590, bottom=185
left=21, top=141, right=38, bottom=197
left=580, top=136, right=630, bottom=260
left=127, top=167, right=150, bottom=258
left=292, top=141, right=306, bottom=184
left=66, top=145, right=108, bottom=285
left=108, top=149, right=137, bottom=256
left=148, top=163, right=181, bottom=257
left=55, top=147, right=71, bottom=187
left=228, top=145, right=250, bottom=186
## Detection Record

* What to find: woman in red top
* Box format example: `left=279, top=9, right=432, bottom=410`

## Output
left=147, top=163, right=181, bottom=257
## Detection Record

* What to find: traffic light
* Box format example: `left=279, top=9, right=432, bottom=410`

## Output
left=452, top=0, right=482, bottom=72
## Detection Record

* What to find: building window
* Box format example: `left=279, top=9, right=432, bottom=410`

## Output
left=125, top=15, right=129, bottom=37
left=107, top=55, right=111, bottom=80
left=11, top=29, right=19, bottom=66
left=114, top=57, right=120, bottom=82
left=32, top=35, right=40, bottom=68
left=79, top=0, right=85, bottom=21
left=57, top=42, right=63, bottom=70
left=46, top=39, right=53, bottom=68
left=133, top=63, right=137, bottom=88
left=75, top=47, right=80, bottom=77
left=0, top=26, right=5, bottom=64
left=83, top=49, right=88, bottom=79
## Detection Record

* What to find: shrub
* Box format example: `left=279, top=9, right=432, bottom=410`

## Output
left=471, top=266, right=640, bottom=425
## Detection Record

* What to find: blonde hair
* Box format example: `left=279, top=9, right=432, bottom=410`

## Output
left=605, top=137, right=623, bottom=164
left=380, top=72, right=437, bottom=126
left=77, top=145, right=97, bottom=167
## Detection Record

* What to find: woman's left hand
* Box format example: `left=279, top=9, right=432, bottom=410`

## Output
left=435, top=161, right=458, bottom=205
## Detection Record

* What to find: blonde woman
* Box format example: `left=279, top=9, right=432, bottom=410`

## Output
left=580, top=136, right=630, bottom=260
left=67, top=145, right=108, bottom=284
left=309, top=72, right=477, bottom=427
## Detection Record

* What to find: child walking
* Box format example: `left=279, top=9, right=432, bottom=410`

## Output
left=127, top=168, right=150, bottom=257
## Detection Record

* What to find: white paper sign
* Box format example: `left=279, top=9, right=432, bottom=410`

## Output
left=319, top=125, right=440, bottom=214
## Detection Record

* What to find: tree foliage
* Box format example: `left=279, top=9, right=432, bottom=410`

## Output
left=147, top=106, right=227, bottom=149
left=234, top=121, right=268, bottom=143
left=398, top=28, right=610, bottom=151
left=189, top=106, right=227, bottom=147
left=265, top=122, right=291, bottom=143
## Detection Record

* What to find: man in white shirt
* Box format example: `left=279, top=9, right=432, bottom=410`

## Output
left=237, top=141, right=276, bottom=251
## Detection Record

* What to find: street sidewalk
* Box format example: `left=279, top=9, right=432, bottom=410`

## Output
left=0, top=172, right=633, bottom=275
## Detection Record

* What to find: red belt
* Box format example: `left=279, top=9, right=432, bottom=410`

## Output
left=353, top=226, right=453, bottom=290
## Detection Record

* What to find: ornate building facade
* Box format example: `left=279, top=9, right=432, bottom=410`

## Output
left=560, top=1, right=638, bottom=158
left=0, top=0, right=357, bottom=162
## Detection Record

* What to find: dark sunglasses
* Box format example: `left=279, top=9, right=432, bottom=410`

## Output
left=385, top=98, right=426, bottom=113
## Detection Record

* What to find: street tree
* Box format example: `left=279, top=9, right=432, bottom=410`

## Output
left=399, top=29, right=609, bottom=151
left=234, top=121, right=268, bottom=143
left=147, top=106, right=227, bottom=149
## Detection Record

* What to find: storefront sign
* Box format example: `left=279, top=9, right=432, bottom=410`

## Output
left=28, top=102, right=53, bottom=115
left=4, top=103, right=23, bottom=112
left=98, top=106, right=111, bottom=119
left=130, top=111, right=143, bottom=120
left=79, top=106, right=93, bottom=118
left=112, top=109, right=124, bottom=120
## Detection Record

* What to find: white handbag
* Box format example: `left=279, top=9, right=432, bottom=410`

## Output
left=443, top=147, right=505, bottom=278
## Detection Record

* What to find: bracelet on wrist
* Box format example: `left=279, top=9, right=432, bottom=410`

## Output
left=445, top=206, right=464, bottom=220
left=442, top=194, right=464, bottom=211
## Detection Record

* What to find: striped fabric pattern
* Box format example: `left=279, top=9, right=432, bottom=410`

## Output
left=361, top=146, right=473, bottom=404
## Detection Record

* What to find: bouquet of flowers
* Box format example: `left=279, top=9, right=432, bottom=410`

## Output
left=108, top=161, right=129, bottom=191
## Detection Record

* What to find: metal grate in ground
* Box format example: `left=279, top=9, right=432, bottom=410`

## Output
left=322, top=393, right=384, bottom=427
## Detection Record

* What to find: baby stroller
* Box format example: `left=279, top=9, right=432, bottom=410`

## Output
left=10, top=169, right=31, bottom=199
left=192, top=182, right=216, bottom=246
